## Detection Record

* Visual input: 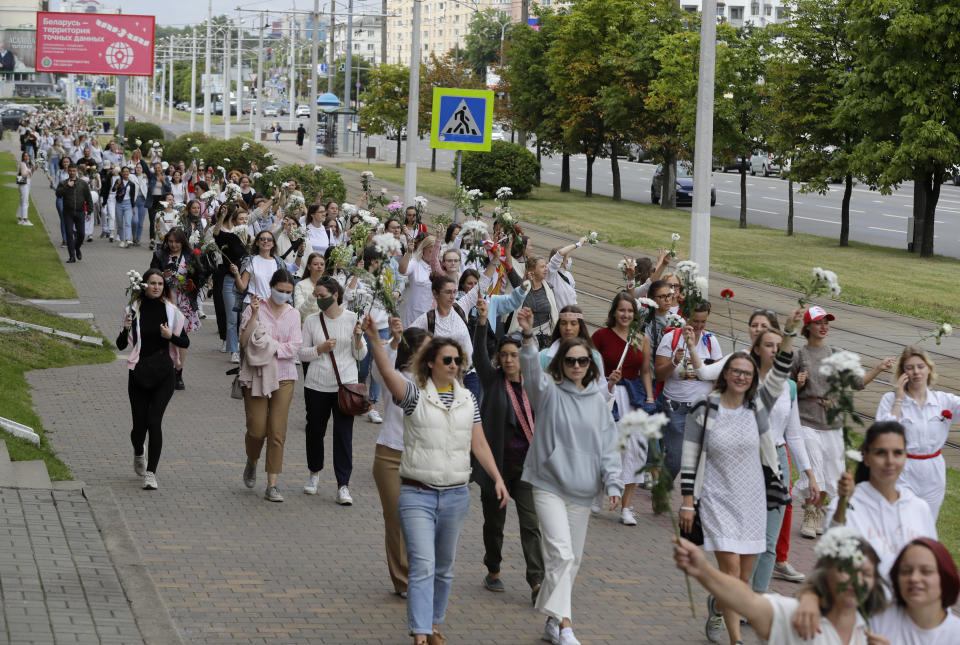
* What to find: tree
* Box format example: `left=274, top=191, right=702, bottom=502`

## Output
left=463, top=9, right=513, bottom=82
left=840, top=0, right=960, bottom=257
left=331, top=55, right=372, bottom=105
left=420, top=52, right=484, bottom=171
left=358, top=63, right=410, bottom=168
left=768, top=0, right=860, bottom=246
left=497, top=9, right=568, bottom=188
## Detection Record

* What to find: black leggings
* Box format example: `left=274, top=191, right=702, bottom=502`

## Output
left=127, top=369, right=176, bottom=473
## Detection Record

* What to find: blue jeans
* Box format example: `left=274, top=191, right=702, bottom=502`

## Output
left=663, top=399, right=690, bottom=480
left=48, top=157, right=60, bottom=183
left=463, top=370, right=482, bottom=408
left=223, top=275, right=240, bottom=352
left=56, top=197, right=67, bottom=243
left=399, top=484, right=471, bottom=635
left=357, top=327, right=390, bottom=403
left=117, top=200, right=133, bottom=242
left=751, top=444, right=789, bottom=592
left=133, top=196, right=146, bottom=243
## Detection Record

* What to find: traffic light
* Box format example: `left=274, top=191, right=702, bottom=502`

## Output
left=338, top=63, right=345, bottom=72
left=266, top=47, right=273, bottom=61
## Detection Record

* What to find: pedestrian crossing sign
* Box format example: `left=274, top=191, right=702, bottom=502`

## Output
left=430, top=87, right=495, bottom=151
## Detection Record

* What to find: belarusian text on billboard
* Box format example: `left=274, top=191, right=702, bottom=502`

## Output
left=35, top=12, right=155, bottom=76
left=0, top=29, right=37, bottom=73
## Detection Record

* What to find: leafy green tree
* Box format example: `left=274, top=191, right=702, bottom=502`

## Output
left=840, top=0, right=960, bottom=257
left=464, top=9, right=513, bottom=81
left=332, top=55, right=372, bottom=105
left=419, top=52, right=484, bottom=172
left=358, top=63, right=410, bottom=168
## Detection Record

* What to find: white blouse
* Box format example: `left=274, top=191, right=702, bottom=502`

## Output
left=872, top=605, right=960, bottom=645
left=876, top=389, right=960, bottom=456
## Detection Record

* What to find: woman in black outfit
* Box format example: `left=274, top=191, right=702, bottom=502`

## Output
left=472, top=298, right=544, bottom=601
left=116, top=269, right=189, bottom=491
left=213, top=204, right=250, bottom=362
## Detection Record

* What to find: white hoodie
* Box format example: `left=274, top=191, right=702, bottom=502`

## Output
left=842, top=480, right=937, bottom=579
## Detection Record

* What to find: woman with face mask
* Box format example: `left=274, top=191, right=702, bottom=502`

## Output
left=297, top=276, right=368, bottom=506
left=239, top=269, right=302, bottom=503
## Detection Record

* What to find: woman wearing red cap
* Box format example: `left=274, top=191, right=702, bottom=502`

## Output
left=875, top=346, right=959, bottom=521
left=790, top=306, right=893, bottom=539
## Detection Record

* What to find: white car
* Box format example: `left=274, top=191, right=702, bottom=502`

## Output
left=491, top=123, right=505, bottom=141
left=296, top=104, right=310, bottom=117
left=261, top=104, right=280, bottom=117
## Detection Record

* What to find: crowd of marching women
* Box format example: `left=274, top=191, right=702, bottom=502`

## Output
left=14, top=105, right=959, bottom=645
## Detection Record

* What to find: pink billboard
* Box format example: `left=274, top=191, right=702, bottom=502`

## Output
left=35, top=12, right=155, bottom=77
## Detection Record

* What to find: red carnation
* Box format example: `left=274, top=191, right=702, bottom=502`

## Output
left=193, top=248, right=202, bottom=255
left=943, top=410, right=953, bottom=420
left=721, top=289, right=734, bottom=299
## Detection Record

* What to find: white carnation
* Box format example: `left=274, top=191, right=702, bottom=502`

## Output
left=665, top=312, right=685, bottom=328
left=941, top=323, right=952, bottom=336
left=361, top=213, right=380, bottom=227
left=819, top=350, right=865, bottom=379
left=814, top=526, right=864, bottom=561
left=415, top=195, right=428, bottom=207
left=313, top=165, right=322, bottom=172
left=372, top=233, right=402, bottom=255
left=637, top=297, right=659, bottom=309
left=845, top=449, right=863, bottom=463
left=496, top=186, right=513, bottom=199
left=694, top=275, right=709, bottom=294
left=671, top=232, right=681, bottom=242
left=618, top=409, right=670, bottom=442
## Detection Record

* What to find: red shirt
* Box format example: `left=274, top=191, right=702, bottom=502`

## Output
left=591, top=327, right=644, bottom=380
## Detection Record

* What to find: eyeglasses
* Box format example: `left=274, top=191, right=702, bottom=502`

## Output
left=440, top=355, right=464, bottom=366
left=438, top=289, right=457, bottom=296
left=728, top=368, right=754, bottom=379
left=257, top=238, right=274, bottom=244
left=654, top=293, right=673, bottom=300
left=563, top=356, right=591, bottom=367
left=752, top=308, right=776, bottom=318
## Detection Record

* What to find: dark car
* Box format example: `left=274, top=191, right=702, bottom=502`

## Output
left=713, top=155, right=747, bottom=173
left=1, top=108, right=28, bottom=130
left=651, top=162, right=716, bottom=207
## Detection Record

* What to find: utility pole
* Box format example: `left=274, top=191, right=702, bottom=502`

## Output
left=256, top=12, right=265, bottom=142
left=289, top=2, right=297, bottom=131
left=309, top=0, right=320, bottom=164
left=237, top=13, right=243, bottom=136
left=690, top=0, right=717, bottom=283
left=224, top=26, right=232, bottom=139
left=204, top=0, right=213, bottom=135
left=159, top=54, right=166, bottom=121
left=344, top=0, right=353, bottom=154
left=168, top=36, right=174, bottom=123
left=117, top=76, right=126, bottom=140
left=380, top=0, right=387, bottom=67
left=328, top=0, right=335, bottom=93
left=403, top=0, right=421, bottom=205
left=516, top=0, right=528, bottom=147
left=190, top=27, right=197, bottom=132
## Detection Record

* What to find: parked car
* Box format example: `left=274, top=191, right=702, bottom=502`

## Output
left=626, top=143, right=646, bottom=163
left=749, top=150, right=781, bottom=176
left=491, top=123, right=505, bottom=141
left=713, top=155, right=747, bottom=172
left=261, top=102, right=280, bottom=117
left=296, top=104, right=311, bottom=117
left=650, top=162, right=716, bottom=207
left=1, top=108, right=28, bottom=130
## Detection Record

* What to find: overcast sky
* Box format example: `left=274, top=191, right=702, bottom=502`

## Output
left=53, top=0, right=382, bottom=28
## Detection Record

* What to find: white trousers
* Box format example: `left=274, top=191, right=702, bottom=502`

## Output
left=103, top=197, right=116, bottom=235
left=533, top=487, right=591, bottom=622
left=15, top=182, right=30, bottom=220
left=793, top=426, right=844, bottom=516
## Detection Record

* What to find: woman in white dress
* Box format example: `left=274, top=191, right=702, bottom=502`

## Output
left=679, top=309, right=802, bottom=645
left=15, top=151, right=32, bottom=226
left=875, top=346, right=959, bottom=521
left=673, top=530, right=888, bottom=645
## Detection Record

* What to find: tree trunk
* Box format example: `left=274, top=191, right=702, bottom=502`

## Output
left=535, top=142, right=541, bottom=187
left=395, top=136, right=402, bottom=169
left=918, top=170, right=940, bottom=258
left=840, top=173, right=853, bottom=246
left=661, top=150, right=676, bottom=209
left=911, top=169, right=926, bottom=253
left=431, top=148, right=436, bottom=172
left=585, top=155, right=595, bottom=197
left=611, top=142, right=621, bottom=201
left=739, top=165, right=747, bottom=228
left=560, top=153, right=570, bottom=192
left=787, top=178, right=794, bottom=236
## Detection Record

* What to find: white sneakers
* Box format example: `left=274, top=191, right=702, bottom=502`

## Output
left=230, top=352, right=240, bottom=364
left=133, top=454, right=146, bottom=476
left=303, top=472, right=319, bottom=495
left=118, top=241, right=127, bottom=248
left=336, top=485, right=353, bottom=506
left=559, top=627, right=581, bottom=645
left=367, top=409, right=383, bottom=424
left=540, top=619, right=579, bottom=645
left=620, top=507, right=637, bottom=526
left=773, top=561, right=806, bottom=583
left=17, top=219, right=33, bottom=226
left=142, top=472, right=158, bottom=490
left=800, top=504, right=819, bottom=539
left=220, top=340, right=228, bottom=353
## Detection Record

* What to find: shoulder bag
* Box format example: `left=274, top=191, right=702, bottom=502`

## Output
left=319, top=313, right=371, bottom=416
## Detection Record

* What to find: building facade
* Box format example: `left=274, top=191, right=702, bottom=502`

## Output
left=333, top=16, right=382, bottom=64
left=679, top=0, right=790, bottom=26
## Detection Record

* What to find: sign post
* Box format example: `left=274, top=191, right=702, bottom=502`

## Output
left=429, top=87, right=495, bottom=222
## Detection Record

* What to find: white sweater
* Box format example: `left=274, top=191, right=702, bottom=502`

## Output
left=298, top=310, right=368, bottom=393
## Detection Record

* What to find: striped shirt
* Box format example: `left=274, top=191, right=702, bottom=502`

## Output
left=397, top=381, right=482, bottom=424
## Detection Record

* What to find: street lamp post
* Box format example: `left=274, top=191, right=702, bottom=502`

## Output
left=403, top=0, right=422, bottom=206
left=690, top=0, right=718, bottom=284
left=204, top=0, right=213, bottom=135
left=190, top=28, right=197, bottom=132
left=309, top=0, right=320, bottom=164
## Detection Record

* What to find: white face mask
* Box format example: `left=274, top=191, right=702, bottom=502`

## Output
left=270, top=288, right=290, bottom=306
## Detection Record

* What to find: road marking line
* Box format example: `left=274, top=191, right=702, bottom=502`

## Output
left=795, top=216, right=838, bottom=224
left=718, top=189, right=739, bottom=195
left=749, top=208, right=778, bottom=214
left=763, top=196, right=803, bottom=204
left=816, top=205, right=866, bottom=213
left=880, top=213, right=906, bottom=219
left=868, top=226, right=903, bottom=234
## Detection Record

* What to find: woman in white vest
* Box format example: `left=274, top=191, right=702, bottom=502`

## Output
left=362, top=316, right=508, bottom=645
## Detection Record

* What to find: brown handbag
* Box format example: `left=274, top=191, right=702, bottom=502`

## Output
left=319, top=313, right=371, bottom=416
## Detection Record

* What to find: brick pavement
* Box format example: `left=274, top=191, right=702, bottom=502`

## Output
left=15, top=125, right=943, bottom=643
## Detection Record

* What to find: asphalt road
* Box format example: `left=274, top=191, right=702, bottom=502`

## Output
left=136, top=109, right=960, bottom=258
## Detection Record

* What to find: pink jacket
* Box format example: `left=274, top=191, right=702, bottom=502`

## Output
left=239, top=300, right=302, bottom=384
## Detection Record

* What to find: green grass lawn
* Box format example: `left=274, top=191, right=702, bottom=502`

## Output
left=0, top=154, right=77, bottom=299
left=942, top=468, right=960, bottom=567
left=340, top=162, right=958, bottom=322
left=0, top=299, right=114, bottom=480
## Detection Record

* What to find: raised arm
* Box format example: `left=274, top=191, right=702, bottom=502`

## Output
left=472, top=299, right=496, bottom=385
left=361, top=314, right=407, bottom=401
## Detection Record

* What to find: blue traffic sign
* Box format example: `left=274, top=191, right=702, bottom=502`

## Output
left=430, top=88, right=495, bottom=151
left=76, top=88, right=92, bottom=100
left=320, top=62, right=327, bottom=73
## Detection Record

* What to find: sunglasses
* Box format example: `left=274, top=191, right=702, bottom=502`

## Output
left=752, top=308, right=776, bottom=318
left=440, top=355, right=464, bottom=366
left=563, top=356, right=591, bottom=367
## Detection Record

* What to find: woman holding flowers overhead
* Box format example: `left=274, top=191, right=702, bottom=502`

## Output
left=116, top=269, right=190, bottom=491
left=790, top=306, right=894, bottom=540
left=875, top=346, right=959, bottom=520
left=591, top=292, right=654, bottom=526
left=673, top=527, right=888, bottom=645
left=679, top=308, right=801, bottom=645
